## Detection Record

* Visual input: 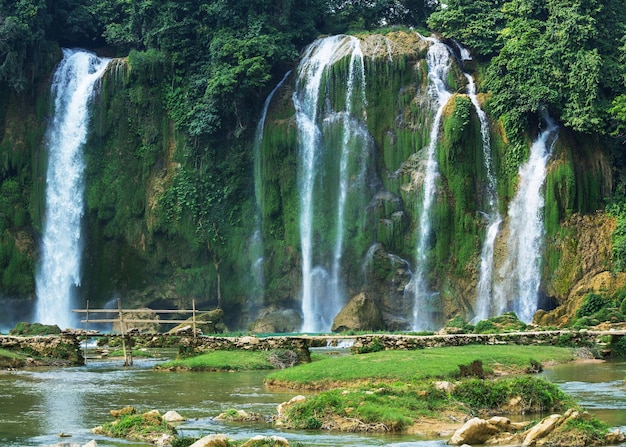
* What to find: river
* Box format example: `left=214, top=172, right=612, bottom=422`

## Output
left=1, top=352, right=625, bottom=446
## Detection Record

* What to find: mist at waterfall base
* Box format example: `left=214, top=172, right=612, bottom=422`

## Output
left=34, top=49, right=110, bottom=330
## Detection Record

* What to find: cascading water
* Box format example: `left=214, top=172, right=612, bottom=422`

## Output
left=411, top=39, right=452, bottom=331
left=35, top=49, right=110, bottom=329
left=293, top=36, right=370, bottom=332
left=251, top=70, right=291, bottom=309
left=464, top=73, right=502, bottom=321
left=494, top=115, right=559, bottom=323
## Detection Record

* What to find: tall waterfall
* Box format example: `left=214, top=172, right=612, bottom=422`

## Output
left=411, top=39, right=452, bottom=331
left=35, top=49, right=110, bottom=329
left=252, top=71, right=291, bottom=310
left=464, top=73, right=502, bottom=321
left=494, top=116, right=559, bottom=323
left=293, top=36, right=370, bottom=332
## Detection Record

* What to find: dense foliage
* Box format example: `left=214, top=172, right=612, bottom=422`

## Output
left=3, top=0, right=626, bottom=323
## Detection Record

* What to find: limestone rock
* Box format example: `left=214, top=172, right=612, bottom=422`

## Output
left=449, top=417, right=499, bottom=445
left=215, top=409, right=264, bottom=422
left=249, top=309, right=302, bottom=333
left=110, top=406, right=136, bottom=417
left=276, top=395, right=307, bottom=422
left=331, top=292, right=383, bottom=332
left=522, top=414, right=561, bottom=447
left=434, top=381, right=456, bottom=394
left=240, top=435, right=290, bottom=446
left=162, top=410, right=185, bottom=422
left=189, top=434, right=230, bottom=447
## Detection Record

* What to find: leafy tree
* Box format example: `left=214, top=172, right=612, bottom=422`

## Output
left=427, top=0, right=506, bottom=57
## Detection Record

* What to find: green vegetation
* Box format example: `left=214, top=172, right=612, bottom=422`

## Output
left=157, top=350, right=276, bottom=371
left=274, top=346, right=575, bottom=432
left=9, top=322, right=61, bottom=335
left=265, top=345, right=576, bottom=387
left=99, top=410, right=176, bottom=443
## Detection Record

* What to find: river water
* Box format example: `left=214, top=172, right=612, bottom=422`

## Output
left=1, top=353, right=625, bottom=447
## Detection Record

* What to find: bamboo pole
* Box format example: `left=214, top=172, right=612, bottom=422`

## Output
left=117, top=298, right=132, bottom=366
left=192, top=299, right=197, bottom=343
left=84, top=300, right=89, bottom=365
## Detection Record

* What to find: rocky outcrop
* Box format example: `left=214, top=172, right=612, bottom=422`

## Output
left=0, top=333, right=83, bottom=365
left=449, top=409, right=626, bottom=447
left=331, top=293, right=384, bottom=332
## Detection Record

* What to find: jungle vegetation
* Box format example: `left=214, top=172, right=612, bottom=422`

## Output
left=2, top=0, right=626, bottom=320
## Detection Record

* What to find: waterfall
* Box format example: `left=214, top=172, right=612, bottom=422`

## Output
left=411, top=39, right=452, bottom=331
left=464, top=73, right=502, bottom=321
left=252, top=70, right=291, bottom=310
left=494, top=115, right=559, bottom=323
left=35, top=49, right=110, bottom=329
left=293, top=36, right=370, bottom=332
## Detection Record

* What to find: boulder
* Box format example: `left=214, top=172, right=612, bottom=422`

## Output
left=189, top=434, right=230, bottom=447
left=449, top=417, right=499, bottom=445
left=162, top=410, right=185, bottom=422
left=522, top=414, right=561, bottom=447
left=434, top=381, right=456, bottom=394
left=331, top=293, right=384, bottom=332
left=215, top=409, right=264, bottom=422
left=248, top=309, right=302, bottom=333
left=276, top=395, right=307, bottom=421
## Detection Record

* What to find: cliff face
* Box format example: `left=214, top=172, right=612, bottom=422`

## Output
left=0, top=32, right=613, bottom=330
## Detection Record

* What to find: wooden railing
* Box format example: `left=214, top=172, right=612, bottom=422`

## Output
left=72, top=298, right=210, bottom=366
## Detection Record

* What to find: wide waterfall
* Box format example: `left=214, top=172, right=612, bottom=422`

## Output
left=411, top=39, right=452, bottom=331
left=494, top=116, right=559, bottom=323
left=293, top=36, right=371, bottom=332
left=464, top=73, right=502, bottom=321
left=35, top=49, right=110, bottom=329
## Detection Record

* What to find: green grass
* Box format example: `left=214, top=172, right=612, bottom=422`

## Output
left=157, top=350, right=275, bottom=371
left=266, top=345, right=576, bottom=387
left=0, top=348, right=23, bottom=360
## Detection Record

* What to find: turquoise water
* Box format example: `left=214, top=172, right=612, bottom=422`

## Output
left=1, top=354, right=625, bottom=446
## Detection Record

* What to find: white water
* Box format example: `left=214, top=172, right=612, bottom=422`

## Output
left=464, top=73, right=502, bottom=321
left=294, top=36, right=368, bottom=332
left=35, top=49, right=110, bottom=329
left=494, top=116, right=559, bottom=322
left=251, top=71, right=291, bottom=308
left=411, top=39, right=452, bottom=331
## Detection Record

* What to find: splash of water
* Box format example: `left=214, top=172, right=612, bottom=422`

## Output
left=411, top=39, right=452, bottom=331
left=494, top=115, right=559, bottom=322
left=35, top=49, right=110, bottom=329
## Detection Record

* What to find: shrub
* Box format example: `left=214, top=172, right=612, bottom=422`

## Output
left=268, top=349, right=299, bottom=369
left=453, top=376, right=569, bottom=413
left=9, top=322, right=61, bottom=336
left=576, top=293, right=609, bottom=318
left=474, top=320, right=497, bottom=334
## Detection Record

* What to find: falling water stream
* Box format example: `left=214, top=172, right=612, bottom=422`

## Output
left=35, top=49, right=110, bottom=329
left=411, top=39, right=452, bottom=331
left=464, top=73, right=502, bottom=321
left=294, top=36, right=370, bottom=332
left=494, top=116, right=559, bottom=322
left=251, top=70, right=292, bottom=311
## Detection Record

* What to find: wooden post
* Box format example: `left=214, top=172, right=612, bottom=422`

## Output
left=84, top=300, right=89, bottom=365
left=192, top=299, right=197, bottom=343
left=117, top=298, right=132, bottom=366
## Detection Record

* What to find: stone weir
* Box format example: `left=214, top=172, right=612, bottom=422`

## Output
left=101, top=329, right=625, bottom=362
left=0, top=332, right=84, bottom=366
